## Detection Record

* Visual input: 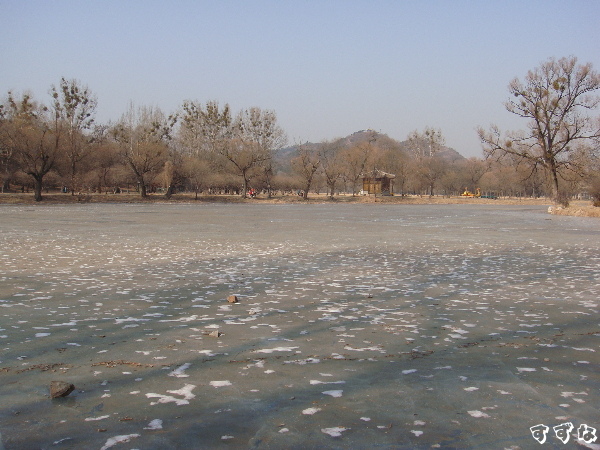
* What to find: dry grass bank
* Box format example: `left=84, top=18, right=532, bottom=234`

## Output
left=0, top=191, right=549, bottom=205
left=548, top=203, right=600, bottom=218
left=1, top=191, right=598, bottom=217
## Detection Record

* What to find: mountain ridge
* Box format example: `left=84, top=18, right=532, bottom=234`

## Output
left=276, top=129, right=465, bottom=166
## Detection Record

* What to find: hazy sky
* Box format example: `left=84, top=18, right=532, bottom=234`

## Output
left=1, top=1, right=599, bottom=157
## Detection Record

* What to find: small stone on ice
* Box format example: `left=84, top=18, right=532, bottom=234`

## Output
left=50, top=381, right=75, bottom=398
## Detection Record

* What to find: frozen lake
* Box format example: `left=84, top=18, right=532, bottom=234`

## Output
left=0, top=203, right=598, bottom=449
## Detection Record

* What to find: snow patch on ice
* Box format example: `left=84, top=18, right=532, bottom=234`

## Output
left=321, top=427, right=348, bottom=437
left=467, top=410, right=490, bottom=418
left=85, top=415, right=110, bottom=421
left=115, top=317, right=148, bottom=324
left=144, top=419, right=163, bottom=430
left=169, top=363, right=191, bottom=378
left=310, top=379, right=345, bottom=385
left=100, top=434, right=140, bottom=450
left=517, top=367, right=536, bottom=372
left=253, top=346, right=299, bottom=353
left=146, top=384, right=196, bottom=405
left=322, top=390, right=343, bottom=397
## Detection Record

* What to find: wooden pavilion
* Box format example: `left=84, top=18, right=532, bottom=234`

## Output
left=361, top=169, right=396, bottom=196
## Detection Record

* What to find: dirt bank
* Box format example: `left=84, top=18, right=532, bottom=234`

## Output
left=549, top=204, right=600, bottom=218
left=1, top=192, right=598, bottom=217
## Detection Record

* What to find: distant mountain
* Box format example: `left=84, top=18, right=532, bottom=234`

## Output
left=275, top=129, right=465, bottom=169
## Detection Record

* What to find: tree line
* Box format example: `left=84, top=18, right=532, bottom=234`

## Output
left=1, top=56, right=599, bottom=204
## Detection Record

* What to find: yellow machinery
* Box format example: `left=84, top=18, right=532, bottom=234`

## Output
left=460, top=187, right=481, bottom=197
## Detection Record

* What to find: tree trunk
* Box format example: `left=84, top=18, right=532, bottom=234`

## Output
left=241, top=170, right=248, bottom=198
left=549, top=166, right=561, bottom=205
left=165, top=184, right=175, bottom=199
left=303, top=180, right=312, bottom=200
left=267, top=183, right=272, bottom=199
left=33, top=176, right=43, bottom=202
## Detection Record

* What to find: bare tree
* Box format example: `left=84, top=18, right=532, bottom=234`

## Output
left=478, top=56, right=600, bottom=205
left=50, top=78, right=97, bottom=195
left=218, top=137, right=267, bottom=197
left=319, top=139, right=345, bottom=198
left=161, top=156, right=181, bottom=199
left=1, top=92, right=62, bottom=201
left=291, top=145, right=320, bottom=199
left=111, top=104, right=172, bottom=197
left=233, top=107, right=287, bottom=197
left=377, top=147, right=410, bottom=196
left=341, top=142, right=372, bottom=195
left=0, top=100, right=19, bottom=192
left=89, top=142, right=119, bottom=193
left=178, top=100, right=233, bottom=194
left=459, top=157, right=489, bottom=192
left=408, top=127, right=444, bottom=158
left=181, top=154, right=211, bottom=199
left=179, top=100, right=233, bottom=155
left=408, top=127, right=446, bottom=196
left=83, top=124, right=118, bottom=193
left=586, top=151, right=600, bottom=205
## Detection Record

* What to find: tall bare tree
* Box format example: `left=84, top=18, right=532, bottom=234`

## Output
left=181, top=154, right=211, bottom=199
left=216, top=138, right=262, bottom=197
left=375, top=142, right=410, bottom=196
left=459, top=157, right=489, bottom=191
left=478, top=56, right=600, bottom=205
left=291, top=145, right=320, bottom=199
left=179, top=100, right=233, bottom=155
left=341, top=142, right=373, bottom=195
left=50, top=78, right=97, bottom=195
left=1, top=92, right=62, bottom=201
left=318, top=139, right=345, bottom=198
left=408, top=127, right=446, bottom=196
left=178, top=100, right=233, bottom=194
left=235, top=107, right=286, bottom=197
left=0, top=100, right=18, bottom=192
left=111, top=104, right=172, bottom=197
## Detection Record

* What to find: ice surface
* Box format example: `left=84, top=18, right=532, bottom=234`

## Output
left=0, top=203, right=598, bottom=449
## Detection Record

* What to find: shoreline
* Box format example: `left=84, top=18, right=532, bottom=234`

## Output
left=1, top=192, right=598, bottom=217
